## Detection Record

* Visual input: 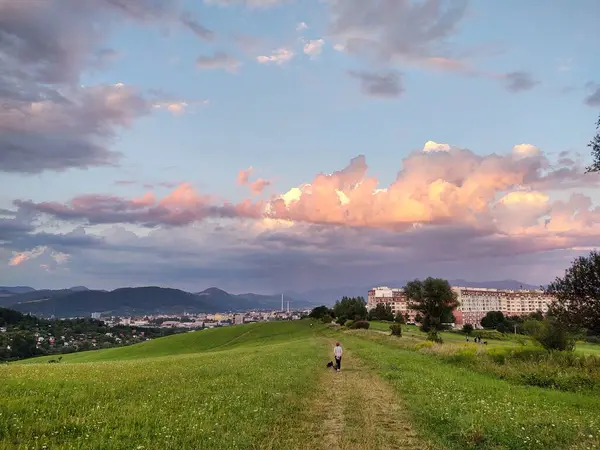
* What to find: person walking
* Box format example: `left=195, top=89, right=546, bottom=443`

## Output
left=334, top=342, right=343, bottom=372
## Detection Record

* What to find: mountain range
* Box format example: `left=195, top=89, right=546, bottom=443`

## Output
left=0, top=279, right=541, bottom=318
left=0, top=286, right=311, bottom=318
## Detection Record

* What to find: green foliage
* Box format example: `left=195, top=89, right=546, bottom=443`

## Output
left=481, top=311, right=505, bottom=329
left=333, top=296, right=367, bottom=321
left=348, top=320, right=370, bottom=330
left=0, top=307, right=180, bottom=362
left=394, top=312, right=405, bottom=324
left=390, top=324, right=402, bottom=336
left=368, top=303, right=394, bottom=321
left=546, top=250, right=600, bottom=334
left=344, top=320, right=354, bottom=329
left=336, top=316, right=347, bottom=326
left=528, top=317, right=575, bottom=352
left=426, top=330, right=443, bottom=344
left=309, top=305, right=333, bottom=320
left=404, top=278, right=458, bottom=338
left=462, top=324, right=474, bottom=335
left=321, top=315, right=333, bottom=324
left=586, top=114, right=600, bottom=173
left=414, top=313, right=422, bottom=324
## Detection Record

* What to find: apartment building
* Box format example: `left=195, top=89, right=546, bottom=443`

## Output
left=367, top=285, right=554, bottom=327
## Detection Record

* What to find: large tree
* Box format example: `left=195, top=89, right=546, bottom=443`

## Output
left=333, top=296, right=368, bottom=321
left=368, top=303, right=394, bottom=321
left=586, top=114, right=600, bottom=173
left=545, top=251, right=600, bottom=334
left=404, top=277, right=459, bottom=341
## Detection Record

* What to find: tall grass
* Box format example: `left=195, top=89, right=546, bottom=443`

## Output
left=336, top=330, right=600, bottom=450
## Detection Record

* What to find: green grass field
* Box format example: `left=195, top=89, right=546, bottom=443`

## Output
left=2, top=320, right=600, bottom=449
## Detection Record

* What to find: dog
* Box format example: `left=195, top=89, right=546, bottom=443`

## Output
left=326, top=361, right=334, bottom=369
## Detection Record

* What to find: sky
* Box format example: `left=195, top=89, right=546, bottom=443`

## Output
left=1, top=0, right=600, bottom=294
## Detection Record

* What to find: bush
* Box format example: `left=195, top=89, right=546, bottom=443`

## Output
left=427, top=331, right=443, bottom=344
left=390, top=324, right=402, bottom=336
left=586, top=335, right=600, bottom=344
left=530, top=317, right=575, bottom=352
left=462, top=324, right=474, bottom=335
left=344, top=320, right=354, bottom=329
left=336, top=316, right=347, bottom=326
left=349, top=320, right=370, bottom=330
left=321, top=315, right=333, bottom=324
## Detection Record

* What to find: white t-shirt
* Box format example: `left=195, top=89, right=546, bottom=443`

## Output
left=334, top=345, right=343, bottom=358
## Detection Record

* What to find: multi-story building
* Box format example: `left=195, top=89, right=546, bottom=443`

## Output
left=367, top=287, right=417, bottom=323
left=367, top=286, right=555, bottom=327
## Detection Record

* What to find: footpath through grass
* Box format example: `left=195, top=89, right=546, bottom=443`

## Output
left=337, top=329, right=600, bottom=450
left=2, top=320, right=600, bottom=449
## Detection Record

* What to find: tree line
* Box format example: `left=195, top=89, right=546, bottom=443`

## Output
left=0, top=307, right=182, bottom=362
left=308, top=248, right=600, bottom=351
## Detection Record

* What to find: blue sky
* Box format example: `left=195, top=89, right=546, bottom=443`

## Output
left=1, top=0, right=599, bottom=293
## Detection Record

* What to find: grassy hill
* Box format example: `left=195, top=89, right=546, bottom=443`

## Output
left=2, top=320, right=600, bottom=449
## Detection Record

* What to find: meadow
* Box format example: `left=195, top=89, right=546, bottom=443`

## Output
left=1, top=320, right=600, bottom=449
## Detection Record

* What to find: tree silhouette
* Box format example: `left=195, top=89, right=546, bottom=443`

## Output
left=586, top=114, right=600, bottom=173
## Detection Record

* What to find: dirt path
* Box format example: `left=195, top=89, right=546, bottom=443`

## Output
left=284, top=340, right=432, bottom=450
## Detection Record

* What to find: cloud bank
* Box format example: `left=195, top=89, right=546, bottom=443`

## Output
left=5, top=142, right=600, bottom=291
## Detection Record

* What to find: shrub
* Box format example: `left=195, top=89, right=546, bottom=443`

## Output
left=344, top=320, right=354, bottom=329
left=530, top=317, right=575, bottom=352
left=390, top=324, right=402, bottom=336
left=321, top=315, right=333, bottom=324
left=427, top=331, right=443, bottom=344
left=462, top=324, right=474, bottom=335
left=349, top=320, right=370, bottom=330
left=586, top=335, right=600, bottom=344
left=336, top=316, right=347, bottom=326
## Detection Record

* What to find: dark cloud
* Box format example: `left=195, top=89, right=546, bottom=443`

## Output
left=196, top=51, right=240, bottom=71
left=0, top=0, right=211, bottom=174
left=330, top=0, right=468, bottom=62
left=3, top=220, right=596, bottom=293
left=0, top=84, right=151, bottom=173
left=348, top=71, right=404, bottom=98
left=504, top=71, right=539, bottom=93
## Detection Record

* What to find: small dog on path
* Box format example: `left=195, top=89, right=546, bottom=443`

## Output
left=326, top=361, right=334, bottom=369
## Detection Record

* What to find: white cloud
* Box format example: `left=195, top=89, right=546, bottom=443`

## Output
left=303, top=39, right=325, bottom=58
left=422, top=140, right=451, bottom=152
left=513, top=144, right=540, bottom=159
left=296, top=22, right=308, bottom=31
left=256, top=48, right=295, bottom=65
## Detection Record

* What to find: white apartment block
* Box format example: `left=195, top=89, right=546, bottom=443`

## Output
left=367, top=285, right=555, bottom=327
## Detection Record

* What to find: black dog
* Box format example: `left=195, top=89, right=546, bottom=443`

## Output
left=326, top=361, right=334, bottom=368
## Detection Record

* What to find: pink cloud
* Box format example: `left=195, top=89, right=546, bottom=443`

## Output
left=237, top=167, right=253, bottom=185
left=15, top=183, right=263, bottom=227
left=13, top=144, right=600, bottom=244
left=250, top=179, right=271, bottom=195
